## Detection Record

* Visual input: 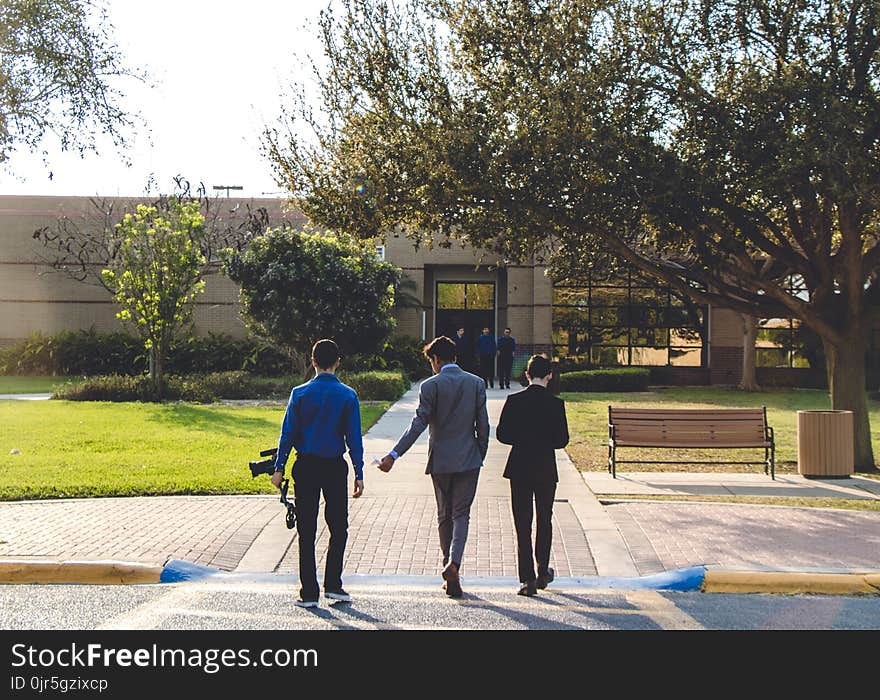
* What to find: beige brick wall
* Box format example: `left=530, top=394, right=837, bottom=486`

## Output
left=0, top=195, right=296, bottom=344
left=710, top=306, right=744, bottom=348
left=1, top=195, right=554, bottom=351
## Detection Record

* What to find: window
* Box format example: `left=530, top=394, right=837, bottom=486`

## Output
left=437, top=283, right=495, bottom=310
left=552, top=268, right=706, bottom=367
left=757, top=279, right=816, bottom=368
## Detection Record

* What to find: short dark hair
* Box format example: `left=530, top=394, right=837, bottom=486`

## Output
left=526, top=354, right=552, bottom=379
left=423, top=336, right=457, bottom=363
left=312, top=339, right=340, bottom=369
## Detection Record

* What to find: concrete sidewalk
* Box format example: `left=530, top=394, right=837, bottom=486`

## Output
left=1, top=383, right=880, bottom=590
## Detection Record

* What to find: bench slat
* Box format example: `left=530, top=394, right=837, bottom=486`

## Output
left=612, top=420, right=765, bottom=429
left=614, top=440, right=770, bottom=450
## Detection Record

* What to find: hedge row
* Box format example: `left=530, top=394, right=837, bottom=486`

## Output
left=0, top=329, right=430, bottom=382
left=557, top=368, right=650, bottom=392
left=0, top=330, right=291, bottom=377
left=52, top=370, right=409, bottom=403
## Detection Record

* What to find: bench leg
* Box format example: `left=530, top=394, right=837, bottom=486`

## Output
left=608, top=443, right=616, bottom=479
left=770, top=442, right=775, bottom=480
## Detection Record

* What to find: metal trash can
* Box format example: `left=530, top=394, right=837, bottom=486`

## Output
left=797, top=410, right=854, bottom=477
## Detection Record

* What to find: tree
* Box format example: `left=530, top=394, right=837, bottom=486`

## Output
left=0, top=0, right=138, bottom=163
left=266, top=0, right=880, bottom=471
left=33, top=176, right=272, bottom=288
left=223, top=227, right=403, bottom=373
left=100, top=197, right=207, bottom=385
left=739, top=314, right=761, bottom=391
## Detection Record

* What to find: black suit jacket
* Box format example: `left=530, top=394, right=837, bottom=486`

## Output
left=496, top=384, right=569, bottom=483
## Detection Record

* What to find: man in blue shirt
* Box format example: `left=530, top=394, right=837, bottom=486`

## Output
left=271, top=339, right=364, bottom=607
left=476, top=327, right=497, bottom=388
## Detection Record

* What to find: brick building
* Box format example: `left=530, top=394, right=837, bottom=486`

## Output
left=0, top=194, right=849, bottom=386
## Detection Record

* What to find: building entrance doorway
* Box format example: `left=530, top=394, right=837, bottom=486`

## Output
left=435, top=282, right=495, bottom=373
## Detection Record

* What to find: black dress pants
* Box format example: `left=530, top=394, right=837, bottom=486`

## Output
left=292, top=454, right=349, bottom=599
left=479, top=354, right=495, bottom=388
left=499, top=354, right=514, bottom=388
left=509, top=479, right=556, bottom=584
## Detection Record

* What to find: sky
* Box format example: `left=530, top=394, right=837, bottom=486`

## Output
left=0, top=0, right=333, bottom=198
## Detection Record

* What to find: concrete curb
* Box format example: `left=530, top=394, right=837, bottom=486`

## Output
left=0, top=560, right=163, bottom=584
left=702, top=569, right=880, bottom=595
left=4, top=559, right=880, bottom=595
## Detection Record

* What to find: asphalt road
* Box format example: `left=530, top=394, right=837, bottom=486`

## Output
left=3, top=582, right=880, bottom=630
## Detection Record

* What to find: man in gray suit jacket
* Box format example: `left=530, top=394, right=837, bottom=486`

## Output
left=378, top=336, right=489, bottom=597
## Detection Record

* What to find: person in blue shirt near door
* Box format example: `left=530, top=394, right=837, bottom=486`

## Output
left=476, top=327, right=497, bottom=388
left=271, top=339, right=364, bottom=608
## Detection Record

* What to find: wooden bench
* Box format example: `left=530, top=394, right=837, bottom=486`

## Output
left=607, top=407, right=775, bottom=479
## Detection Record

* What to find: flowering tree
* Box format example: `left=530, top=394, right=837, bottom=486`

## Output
left=101, top=197, right=207, bottom=385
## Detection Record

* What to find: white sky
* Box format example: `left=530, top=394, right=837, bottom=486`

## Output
left=0, top=0, right=333, bottom=198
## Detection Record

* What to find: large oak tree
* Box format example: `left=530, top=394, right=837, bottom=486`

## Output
left=0, top=0, right=136, bottom=163
left=267, top=0, right=880, bottom=470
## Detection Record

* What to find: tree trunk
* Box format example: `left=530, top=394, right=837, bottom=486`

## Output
left=738, top=314, right=760, bottom=391
left=823, top=333, right=876, bottom=472
left=150, top=342, right=166, bottom=399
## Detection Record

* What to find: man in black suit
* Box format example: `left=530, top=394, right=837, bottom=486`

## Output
left=497, top=327, right=516, bottom=389
left=453, top=327, right=469, bottom=372
left=495, top=354, right=569, bottom=596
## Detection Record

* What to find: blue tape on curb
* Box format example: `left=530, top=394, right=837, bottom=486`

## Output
left=157, top=560, right=707, bottom=590
left=160, top=560, right=222, bottom=583
left=635, top=566, right=706, bottom=591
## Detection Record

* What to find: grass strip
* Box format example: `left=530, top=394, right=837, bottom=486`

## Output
left=0, top=400, right=389, bottom=500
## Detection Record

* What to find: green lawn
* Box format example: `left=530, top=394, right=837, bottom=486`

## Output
left=0, top=376, right=85, bottom=394
left=562, top=387, right=880, bottom=474
left=0, top=400, right=390, bottom=500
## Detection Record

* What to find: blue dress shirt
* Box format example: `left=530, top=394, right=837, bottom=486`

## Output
left=476, top=334, right=497, bottom=355
left=274, top=373, right=364, bottom=480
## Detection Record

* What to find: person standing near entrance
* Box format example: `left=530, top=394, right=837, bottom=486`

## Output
left=453, top=326, right=471, bottom=373
left=476, top=327, right=497, bottom=388
left=495, top=354, right=569, bottom=596
left=271, top=339, right=365, bottom=608
left=497, top=327, right=516, bottom=389
left=378, top=336, right=489, bottom=598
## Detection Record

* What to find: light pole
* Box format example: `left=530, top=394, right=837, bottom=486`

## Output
left=212, top=185, right=243, bottom=197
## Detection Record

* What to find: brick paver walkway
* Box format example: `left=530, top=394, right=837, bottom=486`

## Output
left=606, top=501, right=880, bottom=574
left=0, top=497, right=278, bottom=570
left=276, top=494, right=596, bottom=577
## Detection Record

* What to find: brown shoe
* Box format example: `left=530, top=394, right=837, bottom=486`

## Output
left=442, top=562, right=463, bottom=598
left=536, top=568, right=554, bottom=590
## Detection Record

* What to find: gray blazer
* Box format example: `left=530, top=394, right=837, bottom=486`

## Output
left=392, top=365, right=489, bottom=474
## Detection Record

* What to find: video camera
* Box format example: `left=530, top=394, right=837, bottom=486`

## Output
left=249, top=447, right=296, bottom=529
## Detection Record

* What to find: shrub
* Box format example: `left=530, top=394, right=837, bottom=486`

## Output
left=342, top=370, right=409, bottom=401
left=53, top=374, right=178, bottom=402
left=174, top=371, right=260, bottom=401
left=382, top=335, right=432, bottom=380
left=557, top=368, right=650, bottom=392
left=53, top=370, right=410, bottom=403
left=0, top=329, right=293, bottom=377
left=54, top=372, right=249, bottom=403
left=0, top=330, right=144, bottom=376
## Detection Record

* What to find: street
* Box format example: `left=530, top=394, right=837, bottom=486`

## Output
left=3, top=582, right=880, bottom=630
